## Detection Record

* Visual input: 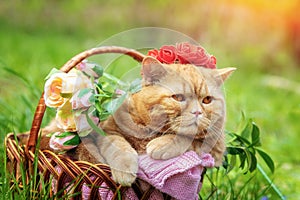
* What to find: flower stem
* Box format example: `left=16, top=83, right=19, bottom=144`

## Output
left=257, top=163, right=286, bottom=200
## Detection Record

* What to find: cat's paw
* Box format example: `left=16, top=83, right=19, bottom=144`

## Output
left=109, top=151, right=138, bottom=186
left=111, top=169, right=137, bottom=186
left=146, top=137, right=182, bottom=160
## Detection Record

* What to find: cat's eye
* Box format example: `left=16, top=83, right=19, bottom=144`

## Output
left=171, top=94, right=185, bottom=102
left=202, top=96, right=213, bottom=104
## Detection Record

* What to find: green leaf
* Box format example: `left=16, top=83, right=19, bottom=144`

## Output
left=102, top=94, right=127, bottom=114
left=223, top=154, right=229, bottom=170
left=239, top=152, right=246, bottom=170
left=241, top=148, right=257, bottom=173
left=251, top=123, right=261, bottom=147
left=78, top=88, right=91, bottom=98
left=227, top=147, right=244, bottom=155
left=98, top=81, right=114, bottom=94
left=230, top=132, right=251, bottom=145
left=92, top=64, right=103, bottom=77
left=89, top=93, right=95, bottom=103
left=241, top=120, right=252, bottom=139
left=103, top=72, right=126, bottom=87
left=85, top=108, right=106, bottom=136
left=55, top=132, right=74, bottom=138
left=95, top=101, right=103, bottom=113
left=243, top=148, right=252, bottom=173
left=226, top=154, right=236, bottom=174
left=249, top=151, right=257, bottom=172
left=237, top=111, right=247, bottom=132
left=94, top=93, right=111, bottom=98
left=63, top=134, right=80, bottom=146
left=95, top=82, right=103, bottom=91
left=257, top=149, right=275, bottom=173
left=99, top=112, right=111, bottom=121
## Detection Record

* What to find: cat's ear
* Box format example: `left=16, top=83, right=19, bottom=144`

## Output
left=141, top=56, right=167, bottom=84
left=215, top=67, right=236, bottom=83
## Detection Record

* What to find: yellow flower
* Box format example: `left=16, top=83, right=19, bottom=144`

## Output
left=44, top=68, right=94, bottom=132
left=44, top=73, right=65, bottom=108
left=44, top=69, right=93, bottom=108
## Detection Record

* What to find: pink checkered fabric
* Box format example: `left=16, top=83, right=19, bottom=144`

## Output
left=136, top=151, right=214, bottom=200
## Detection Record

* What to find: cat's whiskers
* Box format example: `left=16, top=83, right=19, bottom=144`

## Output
left=160, top=125, right=177, bottom=136
left=205, top=124, right=223, bottom=143
left=172, top=114, right=210, bottom=128
left=147, top=120, right=174, bottom=136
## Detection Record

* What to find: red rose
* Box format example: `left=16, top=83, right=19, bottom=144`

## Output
left=206, top=56, right=217, bottom=69
left=176, top=42, right=196, bottom=64
left=176, top=42, right=216, bottom=68
left=193, top=46, right=211, bottom=66
left=158, top=45, right=177, bottom=64
left=147, top=42, right=217, bottom=69
left=147, top=49, right=159, bottom=58
left=176, top=42, right=196, bottom=53
left=176, top=42, right=208, bottom=66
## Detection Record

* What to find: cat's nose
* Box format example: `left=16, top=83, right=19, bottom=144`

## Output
left=192, top=110, right=202, bottom=117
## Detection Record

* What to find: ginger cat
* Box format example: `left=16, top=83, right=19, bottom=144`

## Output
left=19, top=56, right=235, bottom=186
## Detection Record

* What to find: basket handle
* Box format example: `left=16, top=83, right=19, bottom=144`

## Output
left=26, top=46, right=146, bottom=154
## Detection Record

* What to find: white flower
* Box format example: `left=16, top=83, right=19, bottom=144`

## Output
left=70, top=89, right=94, bottom=110
left=44, top=69, right=93, bottom=108
left=74, top=111, right=99, bottom=137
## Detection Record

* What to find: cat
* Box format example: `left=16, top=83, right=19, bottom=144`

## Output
left=18, top=56, right=235, bottom=186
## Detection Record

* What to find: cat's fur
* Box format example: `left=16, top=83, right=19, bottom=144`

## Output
left=19, top=56, right=235, bottom=186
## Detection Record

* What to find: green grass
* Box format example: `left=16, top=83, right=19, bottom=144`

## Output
left=1, top=1, right=300, bottom=199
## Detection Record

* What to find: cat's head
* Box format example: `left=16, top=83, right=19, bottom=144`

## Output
left=135, top=56, right=235, bottom=138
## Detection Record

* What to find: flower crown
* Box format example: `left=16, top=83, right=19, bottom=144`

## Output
left=44, top=42, right=217, bottom=151
left=147, top=42, right=217, bottom=69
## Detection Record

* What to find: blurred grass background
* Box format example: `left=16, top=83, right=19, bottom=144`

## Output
left=0, top=0, right=300, bottom=199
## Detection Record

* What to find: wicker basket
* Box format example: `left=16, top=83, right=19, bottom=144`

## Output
left=5, top=46, right=205, bottom=200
